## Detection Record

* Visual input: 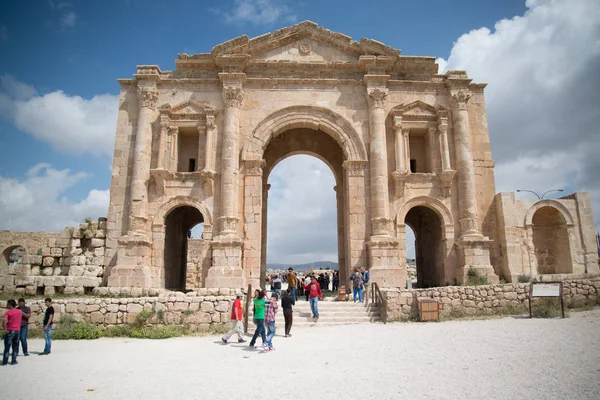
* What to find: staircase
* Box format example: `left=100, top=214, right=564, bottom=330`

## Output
left=293, top=299, right=382, bottom=326
left=245, top=298, right=381, bottom=333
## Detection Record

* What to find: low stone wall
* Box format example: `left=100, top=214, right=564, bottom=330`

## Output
left=0, top=288, right=241, bottom=331
left=382, top=279, right=600, bottom=321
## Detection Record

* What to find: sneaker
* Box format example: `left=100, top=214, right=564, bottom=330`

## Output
left=287, top=334, right=292, bottom=337
left=238, top=339, right=247, bottom=343
left=268, top=347, right=275, bottom=351
left=23, top=353, right=29, bottom=356
left=39, top=352, right=49, bottom=356
left=10, top=361, right=18, bottom=365
left=261, top=343, right=268, bottom=350
left=1, top=362, right=7, bottom=366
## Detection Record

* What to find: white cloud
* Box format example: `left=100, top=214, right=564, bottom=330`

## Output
left=60, top=11, right=77, bottom=28
left=266, top=155, right=338, bottom=264
left=0, top=75, right=119, bottom=157
left=221, top=0, right=297, bottom=25
left=0, top=164, right=109, bottom=232
left=438, top=0, right=600, bottom=229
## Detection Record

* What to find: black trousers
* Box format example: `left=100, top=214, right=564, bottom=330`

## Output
left=283, top=309, right=293, bottom=335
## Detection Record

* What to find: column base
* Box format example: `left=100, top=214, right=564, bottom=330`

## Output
left=367, top=236, right=405, bottom=288
left=205, top=235, right=244, bottom=288
left=107, top=235, right=153, bottom=288
left=456, top=237, right=499, bottom=284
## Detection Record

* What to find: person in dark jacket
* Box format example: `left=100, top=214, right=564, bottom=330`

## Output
left=281, top=288, right=295, bottom=337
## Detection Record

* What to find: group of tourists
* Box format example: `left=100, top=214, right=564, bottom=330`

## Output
left=348, top=267, right=370, bottom=303
left=2, top=297, right=54, bottom=366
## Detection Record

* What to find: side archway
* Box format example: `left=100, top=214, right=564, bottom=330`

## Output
left=396, top=196, right=455, bottom=239
left=241, top=105, right=368, bottom=162
left=524, top=200, right=575, bottom=227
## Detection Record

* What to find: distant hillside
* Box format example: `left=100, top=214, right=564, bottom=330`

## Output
left=267, top=261, right=338, bottom=272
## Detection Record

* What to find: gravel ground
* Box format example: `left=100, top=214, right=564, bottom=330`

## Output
left=2, top=309, right=599, bottom=400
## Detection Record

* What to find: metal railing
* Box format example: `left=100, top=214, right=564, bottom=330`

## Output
left=371, top=282, right=388, bottom=324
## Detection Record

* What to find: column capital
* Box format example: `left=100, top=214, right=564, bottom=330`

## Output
left=402, top=127, right=410, bottom=137
left=206, top=114, right=217, bottom=130
left=449, top=89, right=472, bottom=110
left=223, top=86, right=245, bottom=108
left=168, top=126, right=179, bottom=135
left=243, top=159, right=266, bottom=176
left=366, top=87, right=388, bottom=109
left=428, top=126, right=437, bottom=135
left=137, top=87, right=158, bottom=110
left=160, top=118, right=170, bottom=131
left=393, top=115, right=403, bottom=132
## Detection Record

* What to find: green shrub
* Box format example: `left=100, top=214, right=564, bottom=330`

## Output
left=465, top=267, right=489, bottom=286
left=134, top=310, right=155, bottom=328
left=531, top=298, right=565, bottom=318
left=156, top=310, right=165, bottom=321
left=53, top=322, right=102, bottom=340
left=517, top=274, right=531, bottom=283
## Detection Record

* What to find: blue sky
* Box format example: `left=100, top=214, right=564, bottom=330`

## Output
left=0, top=0, right=598, bottom=263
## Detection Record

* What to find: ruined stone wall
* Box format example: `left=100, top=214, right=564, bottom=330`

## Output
left=0, top=219, right=107, bottom=295
left=0, top=288, right=239, bottom=331
left=0, top=231, right=61, bottom=255
left=383, top=279, right=600, bottom=321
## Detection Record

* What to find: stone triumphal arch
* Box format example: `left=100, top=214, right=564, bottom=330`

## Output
left=104, top=21, right=599, bottom=291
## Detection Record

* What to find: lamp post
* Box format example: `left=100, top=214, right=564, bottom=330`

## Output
left=516, top=189, right=564, bottom=199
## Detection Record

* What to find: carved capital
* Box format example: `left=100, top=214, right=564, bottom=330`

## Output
left=402, top=127, right=410, bottom=138
left=438, top=169, right=456, bottom=198
left=223, top=86, right=245, bottom=108
left=342, top=160, right=368, bottom=177
left=393, top=115, right=403, bottom=133
left=200, top=169, right=216, bottom=196
left=137, top=87, right=158, bottom=110
left=450, top=90, right=471, bottom=110
left=219, top=216, right=239, bottom=234
left=168, top=126, right=179, bottom=136
left=391, top=169, right=410, bottom=197
left=243, top=159, right=266, bottom=176
left=206, top=114, right=216, bottom=130
left=372, top=217, right=393, bottom=236
left=366, top=87, right=388, bottom=109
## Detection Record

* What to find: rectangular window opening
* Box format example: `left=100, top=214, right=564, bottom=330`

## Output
left=188, top=159, right=196, bottom=172
left=410, top=159, right=417, bottom=173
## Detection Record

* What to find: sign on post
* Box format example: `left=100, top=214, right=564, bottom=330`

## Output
left=529, top=281, right=564, bottom=318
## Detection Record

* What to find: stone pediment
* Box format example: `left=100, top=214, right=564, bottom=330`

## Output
left=391, top=101, right=447, bottom=121
left=159, top=101, right=216, bottom=118
left=206, top=21, right=400, bottom=61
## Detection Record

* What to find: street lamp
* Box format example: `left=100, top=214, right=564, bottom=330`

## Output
left=516, top=189, right=564, bottom=199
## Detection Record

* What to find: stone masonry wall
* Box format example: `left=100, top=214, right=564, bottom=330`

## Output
left=0, top=219, right=107, bottom=295
left=382, top=279, right=600, bottom=321
left=0, top=288, right=239, bottom=331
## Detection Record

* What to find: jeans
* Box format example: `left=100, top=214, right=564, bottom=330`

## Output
left=309, top=296, right=319, bottom=318
left=249, top=319, right=266, bottom=346
left=290, top=286, right=297, bottom=301
left=3, top=330, right=20, bottom=364
left=283, top=309, right=293, bottom=335
left=19, top=325, right=28, bottom=355
left=222, top=320, right=244, bottom=341
left=265, top=321, right=276, bottom=348
left=353, top=287, right=363, bottom=303
left=43, top=324, right=53, bottom=353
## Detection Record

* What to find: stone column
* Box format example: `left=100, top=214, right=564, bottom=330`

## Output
left=439, top=114, right=451, bottom=171
left=128, top=85, right=158, bottom=235
left=196, top=126, right=205, bottom=172
left=391, top=116, right=409, bottom=197
left=201, top=114, right=217, bottom=196
left=428, top=126, right=440, bottom=173
left=366, top=87, right=392, bottom=235
left=205, top=78, right=245, bottom=288
left=403, top=128, right=411, bottom=171
left=450, top=89, right=481, bottom=238
left=218, top=85, right=244, bottom=235
left=169, top=126, right=179, bottom=172
left=157, top=118, right=169, bottom=169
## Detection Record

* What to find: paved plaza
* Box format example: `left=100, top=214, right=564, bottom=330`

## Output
left=2, top=309, right=599, bottom=400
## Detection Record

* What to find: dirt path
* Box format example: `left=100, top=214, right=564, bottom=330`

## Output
left=2, top=309, right=599, bottom=400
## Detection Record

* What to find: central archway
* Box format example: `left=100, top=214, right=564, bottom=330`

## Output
left=405, top=206, right=444, bottom=288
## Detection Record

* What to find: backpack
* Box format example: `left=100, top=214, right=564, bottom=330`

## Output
left=363, top=271, right=370, bottom=283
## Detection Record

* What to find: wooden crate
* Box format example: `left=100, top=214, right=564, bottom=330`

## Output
left=418, top=299, right=440, bottom=322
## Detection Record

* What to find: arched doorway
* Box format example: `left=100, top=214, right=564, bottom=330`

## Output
left=532, top=206, right=573, bottom=274
left=164, top=206, right=204, bottom=291
left=260, top=128, right=346, bottom=289
left=1, top=245, right=26, bottom=276
left=405, top=206, right=444, bottom=288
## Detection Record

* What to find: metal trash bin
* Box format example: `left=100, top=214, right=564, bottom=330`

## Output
left=417, top=299, right=440, bottom=322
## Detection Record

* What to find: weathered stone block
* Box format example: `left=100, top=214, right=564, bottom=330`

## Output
left=200, top=302, right=214, bottom=312
left=68, top=266, right=84, bottom=276
left=126, top=303, right=143, bottom=314
left=90, top=312, right=104, bottom=323
left=42, top=257, right=55, bottom=267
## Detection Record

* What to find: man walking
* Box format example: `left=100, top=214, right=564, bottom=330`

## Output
left=287, top=268, right=298, bottom=301
left=17, top=298, right=31, bottom=356
left=303, top=276, right=323, bottom=319
left=249, top=290, right=266, bottom=348
left=361, top=267, right=370, bottom=304
left=222, top=292, right=246, bottom=344
left=2, top=299, right=22, bottom=365
left=39, top=298, right=54, bottom=355
left=282, top=287, right=295, bottom=337
left=264, top=292, right=278, bottom=351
